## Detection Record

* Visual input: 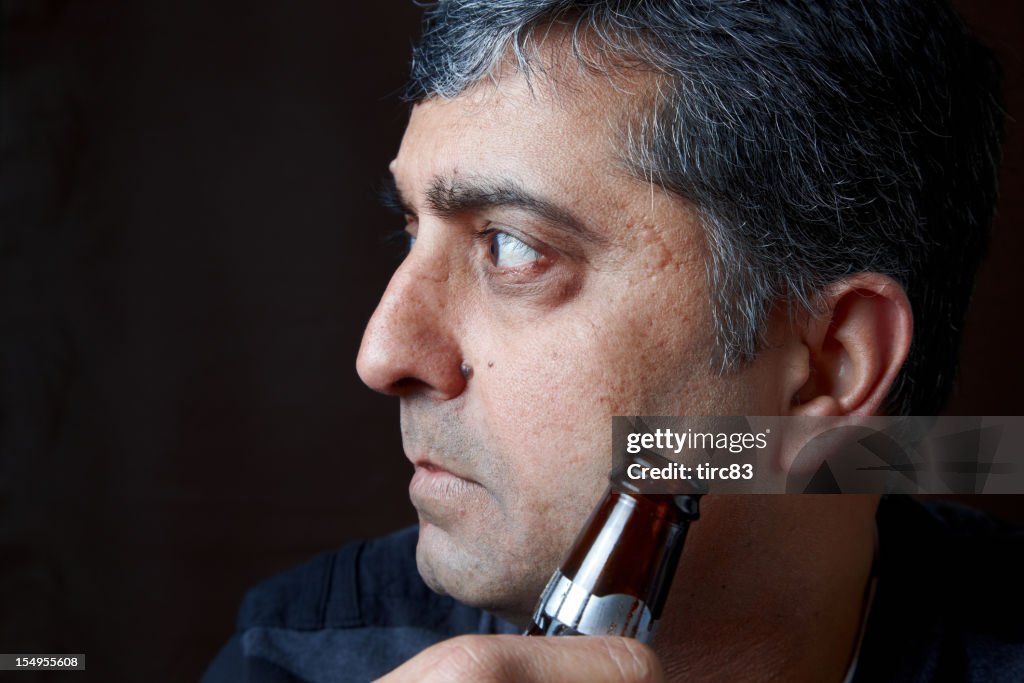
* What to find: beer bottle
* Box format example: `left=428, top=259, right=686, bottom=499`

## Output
left=525, top=453, right=702, bottom=644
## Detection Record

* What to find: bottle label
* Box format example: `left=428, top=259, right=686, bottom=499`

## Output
left=532, top=570, right=657, bottom=643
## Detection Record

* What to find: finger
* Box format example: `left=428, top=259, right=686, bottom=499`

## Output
left=374, top=634, right=666, bottom=683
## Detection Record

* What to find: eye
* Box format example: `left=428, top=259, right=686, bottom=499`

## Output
left=384, top=229, right=416, bottom=257
left=489, top=232, right=540, bottom=268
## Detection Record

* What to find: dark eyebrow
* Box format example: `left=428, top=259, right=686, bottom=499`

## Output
left=424, top=174, right=606, bottom=245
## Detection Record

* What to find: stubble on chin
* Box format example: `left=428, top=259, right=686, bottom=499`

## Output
left=401, top=404, right=534, bottom=613
left=414, top=514, right=560, bottom=624
left=400, top=401, right=603, bottom=621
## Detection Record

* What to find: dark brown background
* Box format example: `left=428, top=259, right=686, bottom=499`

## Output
left=1, top=1, right=1021, bottom=681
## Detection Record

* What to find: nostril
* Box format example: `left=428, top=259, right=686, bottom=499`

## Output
left=390, top=377, right=425, bottom=396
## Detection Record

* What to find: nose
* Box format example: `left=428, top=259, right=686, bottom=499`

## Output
left=356, top=249, right=467, bottom=400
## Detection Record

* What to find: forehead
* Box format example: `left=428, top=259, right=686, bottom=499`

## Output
left=391, top=48, right=647, bottom=211
left=390, top=40, right=708, bottom=274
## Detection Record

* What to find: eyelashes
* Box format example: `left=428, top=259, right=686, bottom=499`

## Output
left=378, top=177, right=416, bottom=260
left=483, top=230, right=541, bottom=268
left=377, top=177, right=410, bottom=217
left=384, top=229, right=415, bottom=259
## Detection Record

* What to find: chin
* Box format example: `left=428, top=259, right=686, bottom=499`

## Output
left=414, top=520, right=546, bottom=625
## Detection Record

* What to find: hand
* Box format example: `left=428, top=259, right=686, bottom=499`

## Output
left=375, top=634, right=666, bottom=683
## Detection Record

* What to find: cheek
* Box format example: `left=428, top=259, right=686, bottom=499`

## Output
left=462, top=321, right=616, bottom=503
left=456, top=247, right=724, bottom=496
left=464, top=304, right=710, bottom=483
left=577, top=276, right=719, bottom=412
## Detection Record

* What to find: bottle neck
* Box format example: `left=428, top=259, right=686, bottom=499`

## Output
left=562, top=491, right=693, bottom=618
left=528, top=488, right=699, bottom=641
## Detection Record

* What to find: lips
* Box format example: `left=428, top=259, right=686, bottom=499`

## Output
left=409, top=460, right=482, bottom=503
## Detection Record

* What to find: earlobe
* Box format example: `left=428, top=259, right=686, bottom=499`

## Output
left=790, top=274, right=912, bottom=417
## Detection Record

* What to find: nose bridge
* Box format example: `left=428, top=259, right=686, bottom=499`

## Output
left=379, top=244, right=452, bottom=331
left=357, top=243, right=466, bottom=399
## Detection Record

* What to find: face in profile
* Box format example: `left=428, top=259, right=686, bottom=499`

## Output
left=356, top=55, right=786, bottom=622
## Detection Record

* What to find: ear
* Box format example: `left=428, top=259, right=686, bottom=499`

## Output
left=784, top=274, right=913, bottom=417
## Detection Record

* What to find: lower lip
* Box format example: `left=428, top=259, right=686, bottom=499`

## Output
left=409, top=465, right=480, bottom=501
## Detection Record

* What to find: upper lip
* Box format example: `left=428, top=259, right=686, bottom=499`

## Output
left=411, top=456, right=478, bottom=483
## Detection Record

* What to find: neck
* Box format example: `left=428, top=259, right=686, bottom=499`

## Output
left=653, top=495, right=878, bottom=683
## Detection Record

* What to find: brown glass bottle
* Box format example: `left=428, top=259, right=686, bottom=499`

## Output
left=525, top=488, right=701, bottom=643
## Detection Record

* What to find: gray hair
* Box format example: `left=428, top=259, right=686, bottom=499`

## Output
left=405, top=0, right=1003, bottom=415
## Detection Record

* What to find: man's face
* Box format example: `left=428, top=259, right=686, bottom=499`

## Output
left=357, top=60, right=780, bottom=621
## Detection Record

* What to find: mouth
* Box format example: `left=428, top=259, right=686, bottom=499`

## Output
left=409, top=460, right=483, bottom=504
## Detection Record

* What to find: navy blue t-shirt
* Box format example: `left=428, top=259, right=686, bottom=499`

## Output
left=202, top=497, right=1024, bottom=682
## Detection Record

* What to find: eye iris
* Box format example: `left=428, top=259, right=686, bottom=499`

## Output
left=490, top=233, right=501, bottom=261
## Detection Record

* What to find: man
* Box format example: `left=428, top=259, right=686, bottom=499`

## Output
left=204, top=1, right=1022, bottom=681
